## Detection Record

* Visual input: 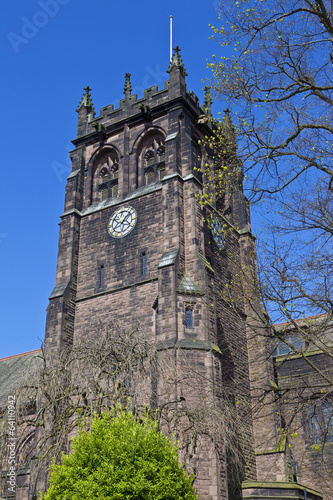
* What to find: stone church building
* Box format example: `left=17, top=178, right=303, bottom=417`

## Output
left=1, top=47, right=332, bottom=499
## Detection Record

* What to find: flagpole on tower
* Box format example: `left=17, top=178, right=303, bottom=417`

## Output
left=169, top=15, right=173, bottom=61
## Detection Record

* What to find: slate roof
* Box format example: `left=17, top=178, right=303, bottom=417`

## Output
left=0, top=349, right=42, bottom=408
left=275, top=313, right=329, bottom=329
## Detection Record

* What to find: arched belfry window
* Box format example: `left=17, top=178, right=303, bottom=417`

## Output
left=137, top=134, right=166, bottom=187
left=93, top=152, right=120, bottom=203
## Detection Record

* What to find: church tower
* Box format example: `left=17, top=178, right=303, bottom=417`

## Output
left=43, top=47, right=257, bottom=500
left=0, top=45, right=326, bottom=500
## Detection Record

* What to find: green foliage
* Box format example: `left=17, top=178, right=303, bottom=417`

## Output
left=40, top=408, right=198, bottom=500
left=208, top=0, right=333, bottom=198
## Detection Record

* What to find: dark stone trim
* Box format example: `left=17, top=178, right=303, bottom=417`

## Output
left=75, top=277, right=158, bottom=303
left=157, top=339, right=221, bottom=353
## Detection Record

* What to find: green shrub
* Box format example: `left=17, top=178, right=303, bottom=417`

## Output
left=40, top=408, right=198, bottom=499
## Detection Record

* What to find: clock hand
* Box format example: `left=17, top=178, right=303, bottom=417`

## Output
left=116, top=210, right=125, bottom=223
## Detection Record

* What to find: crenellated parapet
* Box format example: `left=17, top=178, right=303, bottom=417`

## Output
left=75, top=46, right=212, bottom=143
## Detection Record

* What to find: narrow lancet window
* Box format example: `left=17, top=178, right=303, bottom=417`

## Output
left=142, top=253, right=146, bottom=276
left=100, top=265, right=104, bottom=289
left=185, top=307, right=193, bottom=329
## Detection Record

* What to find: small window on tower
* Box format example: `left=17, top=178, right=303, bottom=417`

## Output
left=185, top=307, right=193, bottom=329
left=100, top=265, right=104, bottom=289
left=142, top=252, right=146, bottom=276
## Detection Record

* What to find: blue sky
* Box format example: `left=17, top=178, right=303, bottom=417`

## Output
left=1, top=0, right=223, bottom=358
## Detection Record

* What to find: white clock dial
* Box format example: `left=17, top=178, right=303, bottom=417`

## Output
left=108, top=205, right=137, bottom=238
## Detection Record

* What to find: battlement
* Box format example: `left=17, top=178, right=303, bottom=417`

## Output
left=94, top=84, right=203, bottom=122
left=75, top=46, right=211, bottom=140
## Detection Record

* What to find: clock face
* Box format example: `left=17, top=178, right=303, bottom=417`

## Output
left=108, top=205, right=137, bottom=238
left=210, top=217, right=225, bottom=251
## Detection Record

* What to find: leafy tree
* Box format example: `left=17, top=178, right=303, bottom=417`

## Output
left=1, top=324, right=243, bottom=497
left=204, top=0, right=333, bottom=367
left=202, top=2, right=333, bottom=495
left=208, top=0, right=333, bottom=199
left=40, top=408, right=198, bottom=500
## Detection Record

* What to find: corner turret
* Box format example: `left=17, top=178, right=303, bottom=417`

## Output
left=167, top=45, right=187, bottom=98
left=76, top=86, right=95, bottom=138
left=204, top=86, right=212, bottom=117
left=219, top=109, right=250, bottom=230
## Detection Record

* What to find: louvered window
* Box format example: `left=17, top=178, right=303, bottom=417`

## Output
left=100, top=184, right=108, bottom=201
left=112, top=182, right=118, bottom=198
left=146, top=169, right=155, bottom=185
left=159, top=165, right=166, bottom=180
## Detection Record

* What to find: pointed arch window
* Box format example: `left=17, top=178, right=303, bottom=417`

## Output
left=140, top=136, right=166, bottom=186
left=185, top=306, right=194, bottom=329
left=94, top=153, right=120, bottom=203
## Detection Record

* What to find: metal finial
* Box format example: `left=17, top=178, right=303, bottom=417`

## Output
left=170, top=16, right=173, bottom=62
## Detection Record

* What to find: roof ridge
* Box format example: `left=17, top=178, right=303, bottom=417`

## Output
left=0, top=348, right=42, bottom=362
left=274, top=313, right=328, bottom=328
